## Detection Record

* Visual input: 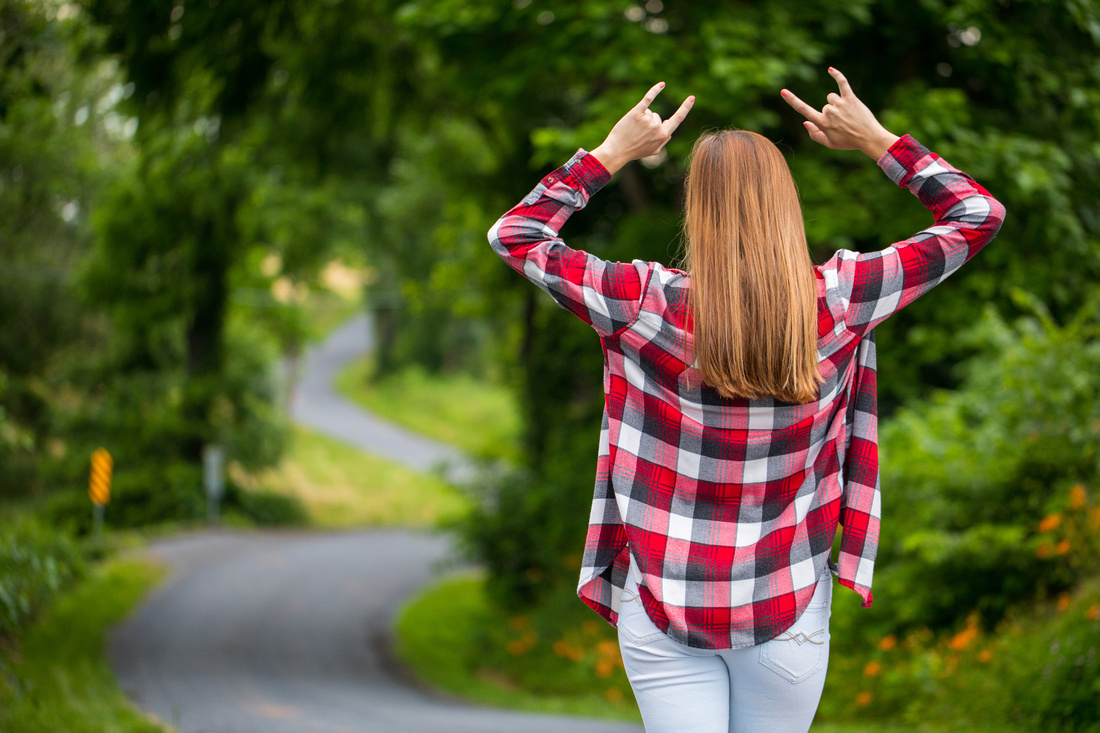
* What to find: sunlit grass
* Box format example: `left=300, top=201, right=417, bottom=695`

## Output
left=393, top=571, right=1068, bottom=732
left=0, top=558, right=168, bottom=733
left=240, top=425, right=469, bottom=529
left=394, top=573, right=642, bottom=722
left=335, top=358, right=521, bottom=463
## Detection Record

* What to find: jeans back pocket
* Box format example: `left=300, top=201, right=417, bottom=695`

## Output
left=758, top=594, right=831, bottom=684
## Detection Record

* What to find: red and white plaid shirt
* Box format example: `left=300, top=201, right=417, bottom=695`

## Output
left=488, top=135, right=1005, bottom=649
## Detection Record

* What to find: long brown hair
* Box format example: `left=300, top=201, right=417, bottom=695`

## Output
left=681, top=130, right=822, bottom=404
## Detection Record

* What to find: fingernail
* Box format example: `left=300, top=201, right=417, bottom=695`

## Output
left=828, top=66, right=836, bottom=72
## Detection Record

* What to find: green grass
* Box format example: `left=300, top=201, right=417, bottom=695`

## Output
left=394, top=572, right=1082, bottom=731
left=0, top=557, right=169, bottom=733
left=394, top=573, right=642, bottom=722
left=301, top=292, right=363, bottom=343
left=240, top=425, right=469, bottom=529
left=335, top=358, right=521, bottom=463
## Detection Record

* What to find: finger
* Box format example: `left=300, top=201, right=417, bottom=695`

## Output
left=781, top=89, right=824, bottom=125
left=827, top=92, right=841, bottom=106
left=662, top=95, right=695, bottom=133
left=828, top=67, right=854, bottom=97
left=804, top=120, right=830, bottom=147
left=635, top=82, right=665, bottom=111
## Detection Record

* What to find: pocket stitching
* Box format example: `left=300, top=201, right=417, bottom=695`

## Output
left=759, top=640, right=824, bottom=683
left=618, top=598, right=666, bottom=647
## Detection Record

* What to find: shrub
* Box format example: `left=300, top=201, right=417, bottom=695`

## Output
left=0, top=518, right=86, bottom=637
left=870, top=293, right=1100, bottom=635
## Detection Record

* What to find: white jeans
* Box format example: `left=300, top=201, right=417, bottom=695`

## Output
left=617, top=559, right=833, bottom=733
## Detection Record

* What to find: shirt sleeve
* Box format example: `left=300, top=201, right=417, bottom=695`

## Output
left=820, top=135, right=1007, bottom=340
left=487, top=149, right=649, bottom=337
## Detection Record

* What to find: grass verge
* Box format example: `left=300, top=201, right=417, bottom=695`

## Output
left=394, top=572, right=1098, bottom=731
left=0, top=557, right=168, bottom=733
left=394, top=573, right=641, bottom=723
left=237, top=425, right=470, bottom=529
left=335, top=358, right=521, bottom=463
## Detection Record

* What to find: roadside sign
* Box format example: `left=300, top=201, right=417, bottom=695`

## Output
left=89, top=447, right=112, bottom=506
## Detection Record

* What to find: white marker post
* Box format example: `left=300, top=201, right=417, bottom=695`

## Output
left=203, top=444, right=225, bottom=524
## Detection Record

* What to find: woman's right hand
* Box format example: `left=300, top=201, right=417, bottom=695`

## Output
left=780, top=68, right=899, bottom=159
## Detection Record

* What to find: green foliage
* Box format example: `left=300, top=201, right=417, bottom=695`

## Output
left=863, top=295, right=1100, bottom=635
left=0, top=516, right=86, bottom=637
left=0, top=558, right=167, bottom=733
left=395, top=573, right=639, bottom=721
left=997, top=583, right=1100, bottom=730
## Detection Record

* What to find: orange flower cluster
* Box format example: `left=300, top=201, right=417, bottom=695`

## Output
left=506, top=615, right=537, bottom=656
left=552, top=639, right=585, bottom=662
left=947, top=613, right=982, bottom=651
left=863, top=661, right=882, bottom=678
left=877, top=634, right=897, bottom=651
left=856, top=691, right=873, bottom=707
left=595, top=639, right=624, bottom=678
left=1069, top=484, right=1088, bottom=510
left=1038, top=513, right=1062, bottom=533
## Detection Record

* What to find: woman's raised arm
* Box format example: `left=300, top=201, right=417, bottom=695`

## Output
left=783, top=68, right=1006, bottom=339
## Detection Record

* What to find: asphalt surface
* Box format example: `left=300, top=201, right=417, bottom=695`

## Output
left=109, top=314, right=643, bottom=733
left=288, top=314, right=474, bottom=484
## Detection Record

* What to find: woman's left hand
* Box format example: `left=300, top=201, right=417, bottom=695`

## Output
left=591, top=83, right=694, bottom=175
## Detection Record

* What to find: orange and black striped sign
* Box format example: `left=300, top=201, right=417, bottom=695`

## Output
left=89, top=448, right=112, bottom=506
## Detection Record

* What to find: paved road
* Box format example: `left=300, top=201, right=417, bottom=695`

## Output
left=110, top=530, right=640, bottom=733
left=289, top=314, right=474, bottom=484
left=110, top=314, right=643, bottom=733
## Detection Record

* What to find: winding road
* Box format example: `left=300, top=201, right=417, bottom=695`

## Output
left=108, top=315, right=642, bottom=733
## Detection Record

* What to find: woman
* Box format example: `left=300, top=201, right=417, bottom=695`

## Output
left=487, top=68, right=1005, bottom=732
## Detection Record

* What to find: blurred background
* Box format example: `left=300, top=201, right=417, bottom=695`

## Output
left=1, top=0, right=1098, bottom=730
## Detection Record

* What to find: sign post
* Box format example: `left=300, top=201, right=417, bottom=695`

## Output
left=203, top=444, right=225, bottom=524
left=89, top=448, right=112, bottom=538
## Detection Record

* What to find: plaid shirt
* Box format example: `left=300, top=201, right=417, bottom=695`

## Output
left=488, top=135, right=1005, bottom=649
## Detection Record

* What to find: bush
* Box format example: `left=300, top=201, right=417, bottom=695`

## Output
left=42, top=464, right=307, bottom=533
left=0, top=517, right=86, bottom=637
left=222, top=483, right=308, bottom=526
left=869, top=293, right=1100, bottom=635
left=998, top=581, right=1100, bottom=731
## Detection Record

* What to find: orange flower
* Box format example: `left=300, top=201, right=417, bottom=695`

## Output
left=1058, top=593, right=1071, bottom=611
left=1086, top=604, right=1099, bottom=621
left=946, top=611, right=981, bottom=647
left=596, top=640, right=619, bottom=660
left=553, top=640, right=584, bottom=662
left=863, top=661, right=882, bottom=677
left=1037, top=543, right=1052, bottom=559
left=605, top=688, right=624, bottom=703
left=856, top=691, right=873, bottom=707
left=1039, top=513, right=1062, bottom=533
left=596, top=659, right=615, bottom=678
left=1056, top=539, right=1071, bottom=555
left=1092, top=507, right=1100, bottom=527
left=1069, top=484, right=1088, bottom=510
left=877, top=635, right=897, bottom=651
left=978, top=649, right=994, bottom=663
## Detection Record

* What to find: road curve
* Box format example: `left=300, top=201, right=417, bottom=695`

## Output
left=110, top=313, right=643, bottom=732
left=289, top=314, right=474, bottom=484
left=110, top=530, right=641, bottom=733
